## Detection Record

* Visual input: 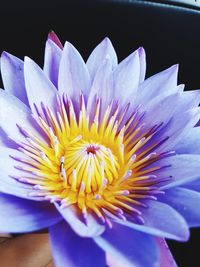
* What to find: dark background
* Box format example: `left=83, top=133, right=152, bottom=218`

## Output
left=0, top=0, right=200, bottom=266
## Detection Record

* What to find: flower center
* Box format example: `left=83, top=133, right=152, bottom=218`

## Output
left=13, top=94, right=172, bottom=226
left=60, top=139, right=119, bottom=194
left=86, top=144, right=99, bottom=155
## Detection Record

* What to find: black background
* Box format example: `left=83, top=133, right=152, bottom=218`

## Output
left=0, top=0, right=200, bottom=266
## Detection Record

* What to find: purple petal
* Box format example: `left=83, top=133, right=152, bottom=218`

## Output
left=156, top=154, right=200, bottom=189
left=142, top=93, right=180, bottom=128
left=174, top=89, right=200, bottom=111
left=183, top=180, right=200, bottom=199
left=1, top=52, right=29, bottom=106
left=156, top=238, right=177, bottom=267
left=58, top=41, right=91, bottom=99
left=0, top=135, right=5, bottom=146
left=94, top=223, right=159, bottom=267
left=158, top=187, right=200, bottom=227
left=143, top=84, right=184, bottom=119
left=138, top=47, right=146, bottom=83
left=49, top=220, right=106, bottom=267
left=55, top=203, right=105, bottom=237
left=48, top=31, right=63, bottom=49
left=174, top=127, right=200, bottom=154
left=140, top=201, right=189, bottom=241
left=87, top=57, right=113, bottom=115
left=0, top=147, right=42, bottom=199
left=183, top=179, right=200, bottom=192
left=86, top=37, right=117, bottom=81
left=0, top=131, right=17, bottom=149
left=24, top=57, right=57, bottom=113
left=135, top=65, right=178, bottom=106
left=43, top=39, right=62, bottom=87
left=114, top=200, right=189, bottom=241
left=0, top=90, right=44, bottom=143
left=0, top=193, right=61, bottom=233
left=157, top=107, right=200, bottom=152
left=112, top=49, right=140, bottom=105
left=196, top=119, right=200, bottom=127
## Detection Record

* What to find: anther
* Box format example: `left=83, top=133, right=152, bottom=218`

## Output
left=94, top=194, right=101, bottom=200
left=121, top=170, right=132, bottom=181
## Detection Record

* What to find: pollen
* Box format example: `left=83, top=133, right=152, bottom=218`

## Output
left=13, top=93, right=172, bottom=226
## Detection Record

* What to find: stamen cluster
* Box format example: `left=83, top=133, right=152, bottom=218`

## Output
left=13, top=93, right=172, bottom=225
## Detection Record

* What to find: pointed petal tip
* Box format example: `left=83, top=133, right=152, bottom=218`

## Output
left=24, top=56, right=31, bottom=62
left=63, top=41, right=74, bottom=51
left=1, top=52, right=11, bottom=67
left=24, top=57, right=38, bottom=67
left=104, top=36, right=110, bottom=41
left=98, top=37, right=113, bottom=47
left=138, top=46, right=145, bottom=55
left=158, top=64, right=179, bottom=80
left=1, top=52, right=24, bottom=69
left=63, top=40, right=70, bottom=48
left=24, top=56, right=34, bottom=66
left=1, top=51, right=10, bottom=59
left=171, top=63, right=179, bottom=72
left=103, top=36, right=112, bottom=44
left=1, top=51, right=18, bottom=63
left=162, top=64, right=179, bottom=74
left=48, top=29, right=56, bottom=37
left=48, top=30, right=63, bottom=49
left=179, top=83, right=185, bottom=91
left=98, top=37, right=116, bottom=58
left=62, top=41, right=82, bottom=56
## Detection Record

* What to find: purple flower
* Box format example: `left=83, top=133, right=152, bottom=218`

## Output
left=0, top=31, right=200, bottom=267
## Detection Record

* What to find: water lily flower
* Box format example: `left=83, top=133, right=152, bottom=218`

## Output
left=0, top=32, right=200, bottom=267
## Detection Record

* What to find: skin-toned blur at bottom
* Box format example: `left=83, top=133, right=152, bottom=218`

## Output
left=0, top=233, right=54, bottom=267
